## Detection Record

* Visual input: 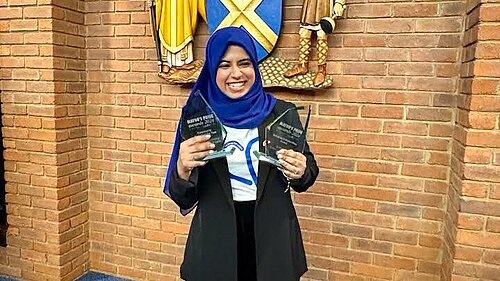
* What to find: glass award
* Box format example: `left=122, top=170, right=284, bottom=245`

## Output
left=254, top=105, right=311, bottom=167
left=180, top=90, right=235, bottom=160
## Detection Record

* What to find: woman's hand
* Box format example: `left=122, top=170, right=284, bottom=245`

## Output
left=277, top=149, right=307, bottom=180
left=177, top=134, right=214, bottom=180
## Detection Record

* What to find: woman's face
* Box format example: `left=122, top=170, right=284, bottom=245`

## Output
left=216, top=45, right=256, bottom=99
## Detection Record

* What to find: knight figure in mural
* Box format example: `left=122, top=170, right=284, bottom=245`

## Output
left=284, top=0, right=346, bottom=87
left=149, top=0, right=207, bottom=77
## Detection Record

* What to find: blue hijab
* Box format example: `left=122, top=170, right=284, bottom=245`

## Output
left=164, top=26, right=276, bottom=214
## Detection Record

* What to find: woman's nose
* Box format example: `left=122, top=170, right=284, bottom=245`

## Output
left=230, top=66, right=243, bottom=78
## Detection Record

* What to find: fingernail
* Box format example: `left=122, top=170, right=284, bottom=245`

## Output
left=210, top=143, right=215, bottom=149
left=205, top=134, right=211, bottom=139
left=277, top=154, right=283, bottom=159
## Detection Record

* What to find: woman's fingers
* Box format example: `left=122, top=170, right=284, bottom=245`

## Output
left=277, top=149, right=306, bottom=179
left=184, top=134, right=212, bottom=148
left=178, top=134, right=214, bottom=171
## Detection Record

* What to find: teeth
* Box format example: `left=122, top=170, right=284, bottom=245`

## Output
left=228, top=82, right=245, bottom=90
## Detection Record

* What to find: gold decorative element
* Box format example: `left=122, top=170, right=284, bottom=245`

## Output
left=159, top=60, right=203, bottom=84
left=158, top=56, right=333, bottom=89
left=260, top=56, right=332, bottom=89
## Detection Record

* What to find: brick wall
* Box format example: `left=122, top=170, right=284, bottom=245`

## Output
left=446, top=0, right=500, bottom=280
left=0, top=0, right=499, bottom=280
left=0, top=0, right=88, bottom=280
left=85, top=0, right=184, bottom=279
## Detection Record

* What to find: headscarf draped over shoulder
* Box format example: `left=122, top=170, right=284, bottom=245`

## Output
left=164, top=26, right=276, bottom=215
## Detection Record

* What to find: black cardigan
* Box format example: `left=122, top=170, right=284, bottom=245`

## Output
left=169, top=99, right=319, bottom=281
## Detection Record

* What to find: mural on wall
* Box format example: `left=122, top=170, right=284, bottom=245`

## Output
left=149, top=0, right=207, bottom=80
left=149, top=0, right=346, bottom=89
left=284, top=0, right=346, bottom=87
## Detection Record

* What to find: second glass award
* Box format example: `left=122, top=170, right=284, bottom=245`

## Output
left=254, top=105, right=311, bottom=167
left=180, top=91, right=235, bottom=160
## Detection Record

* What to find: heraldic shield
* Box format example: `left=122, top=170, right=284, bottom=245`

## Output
left=206, top=0, right=282, bottom=62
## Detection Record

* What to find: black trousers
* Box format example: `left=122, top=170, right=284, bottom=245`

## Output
left=234, top=200, right=257, bottom=281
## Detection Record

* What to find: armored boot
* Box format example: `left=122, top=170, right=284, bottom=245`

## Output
left=313, top=39, right=328, bottom=87
left=284, top=37, right=311, bottom=78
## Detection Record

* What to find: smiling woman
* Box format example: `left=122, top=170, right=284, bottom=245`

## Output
left=163, top=27, right=319, bottom=281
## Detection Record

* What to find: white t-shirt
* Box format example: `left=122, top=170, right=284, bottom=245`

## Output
left=223, top=126, right=259, bottom=201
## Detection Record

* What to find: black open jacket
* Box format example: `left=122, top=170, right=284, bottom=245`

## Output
left=168, top=99, right=319, bottom=281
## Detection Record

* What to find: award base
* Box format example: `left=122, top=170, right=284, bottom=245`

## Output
left=202, top=147, right=235, bottom=161
left=253, top=151, right=282, bottom=167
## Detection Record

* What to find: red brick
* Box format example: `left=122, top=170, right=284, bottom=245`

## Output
left=470, top=96, right=500, bottom=112
left=352, top=238, right=392, bottom=254
left=407, top=108, right=453, bottom=122
left=455, top=245, right=482, bottom=262
left=400, top=192, right=444, bottom=208
left=378, top=203, right=421, bottom=218
left=466, top=131, right=500, bottom=148
left=298, top=218, right=331, bottom=232
left=318, top=104, right=358, bottom=116
left=467, top=112, right=496, bottom=129
left=309, top=232, right=348, bottom=247
left=480, top=4, right=500, bottom=20
left=453, top=261, right=500, bottom=280
left=457, top=230, right=500, bottom=249
left=395, top=244, right=440, bottom=261
left=352, top=263, right=394, bottom=279
left=311, top=182, right=353, bottom=197
left=461, top=181, right=488, bottom=198
left=295, top=193, right=333, bottom=207
left=331, top=248, right=371, bottom=263
left=363, top=76, right=406, bottom=90
left=374, top=254, right=416, bottom=270
left=388, top=62, right=434, bottom=76
left=471, top=78, right=498, bottom=94
left=343, top=62, right=386, bottom=75
left=484, top=250, right=500, bottom=266
left=402, top=163, right=448, bottom=180
left=356, top=186, right=397, bottom=202
left=335, top=197, right=376, bottom=212
left=379, top=176, right=424, bottom=192
left=419, top=234, right=442, bottom=248
left=397, top=218, right=441, bottom=234
left=388, top=34, right=441, bottom=48
left=343, top=34, right=387, bottom=47
left=416, top=17, right=462, bottom=32
left=116, top=205, right=144, bottom=218
left=357, top=133, right=401, bottom=147
left=394, top=3, right=438, bottom=16
left=464, top=165, right=500, bottom=182
left=380, top=149, right=424, bottom=163
left=315, top=131, right=356, bottom=144
left=353, top=213, right=395, bottom=228
left=402, top=136, right=449, bottom=151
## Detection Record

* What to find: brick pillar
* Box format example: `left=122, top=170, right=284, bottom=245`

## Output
left=0, top=1, right=88, bottom=280
left=443, top=0, right=500, bottom=280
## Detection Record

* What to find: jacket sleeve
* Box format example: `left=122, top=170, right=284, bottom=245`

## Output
left=168, top=166, right=199, bottom=210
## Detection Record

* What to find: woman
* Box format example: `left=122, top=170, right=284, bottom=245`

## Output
left=164, top=26, right=319, bottom=281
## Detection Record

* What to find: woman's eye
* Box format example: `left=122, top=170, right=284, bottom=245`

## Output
left=218, top=63, right=230, bottom=68
left=239, top=61, right=252, bottom=67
